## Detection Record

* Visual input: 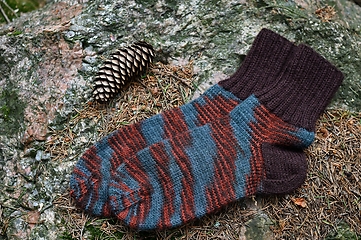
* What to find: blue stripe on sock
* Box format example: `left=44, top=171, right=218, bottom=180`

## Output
left=85, top=192, right=94, bottom=211
left=164, top=141, right=184, bottom=226
left=89, top=135, right=114, bottom=215
left=289, top=128, right=315, bottom=148
left=229, top=96, right=259, bottom=198
left=185, top=124, right=217, bottom=218
left=180, top=104, right=199, bottom=129
left=73, top=159, right=92, bottom=179
left=70, top=159, right=92, bottom=199
left=140, top=114, right=165, bottom=145
left=202, top=84, right=240, bottom=101
left=133, top=147, right=164, bottom=229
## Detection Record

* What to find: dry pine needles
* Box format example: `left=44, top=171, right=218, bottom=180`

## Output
left=51, top=62, right=361, bottom=239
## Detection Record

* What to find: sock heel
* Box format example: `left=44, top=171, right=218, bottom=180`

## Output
left=260, top=143, right=307, bottom=194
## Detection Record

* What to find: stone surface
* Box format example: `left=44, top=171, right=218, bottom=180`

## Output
left=0, top=0, right=360, bottom=239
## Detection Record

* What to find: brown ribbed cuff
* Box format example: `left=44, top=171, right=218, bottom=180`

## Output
left=219, top=28, right=296, bottom=100
left=257, top=44, right=344, bottom=131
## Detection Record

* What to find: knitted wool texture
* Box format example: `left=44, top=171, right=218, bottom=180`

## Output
left=70, top=85, right=241, bottom=216
left=70, top=30, right=343, bottom=230
left=108, top=95, right=314, bottom=229
left=70, top=28, right=297, bottom=216
left=107, top=44, right=343, bottom=230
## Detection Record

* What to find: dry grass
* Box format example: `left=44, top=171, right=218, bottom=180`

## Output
left=263, top=110, right=361, bottom=239
left=52, top=62, right=361, bottom=239
left=54, top=191, right=258, bottom=239
left=79, top=61, right=195, bottom=138
left=45, top=61, right=194, bottom=160
left=315, top=5, right=337, bottom=22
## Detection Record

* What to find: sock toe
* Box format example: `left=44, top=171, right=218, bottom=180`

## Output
left=109, top=160, right=153, bottom=216
left=69, top=134, right=115, bottom=216
left=70, top=158, right=113, bottom=216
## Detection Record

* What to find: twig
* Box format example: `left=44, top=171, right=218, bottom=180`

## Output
left=2, top=0, right=17, bottom=17
left=166, top=71, right=194, bottom=89
left=0, top=4, right=10, bottom=23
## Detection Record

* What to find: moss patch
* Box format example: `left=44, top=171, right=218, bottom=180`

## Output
left=0, top=0, right=46, bottom=23
left=326, top=222, right=360, bottom=240
left=0, top=82, right=26, bottom=136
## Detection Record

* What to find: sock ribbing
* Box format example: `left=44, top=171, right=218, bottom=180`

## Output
left=256, top=44, right=344, bottom=131
left=219, top=28, right=296, bottom=99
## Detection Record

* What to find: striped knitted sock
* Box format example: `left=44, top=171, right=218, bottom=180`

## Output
left=70, top=29, right=296, bottom=216
left=108, top=96, right=314, bottom=229
left=70, top=85, right=240, bottom=215
left=108, top=44, right=343, bottom=230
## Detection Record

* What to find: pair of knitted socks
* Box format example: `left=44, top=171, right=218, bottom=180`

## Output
left=70, top=29, right=343, bottom=230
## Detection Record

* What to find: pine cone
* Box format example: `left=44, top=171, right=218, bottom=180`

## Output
left=92, top=41, right=155, bottom=102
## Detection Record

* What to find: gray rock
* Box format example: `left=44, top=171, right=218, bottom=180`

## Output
left=0, top=0, right=360, bottom=239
